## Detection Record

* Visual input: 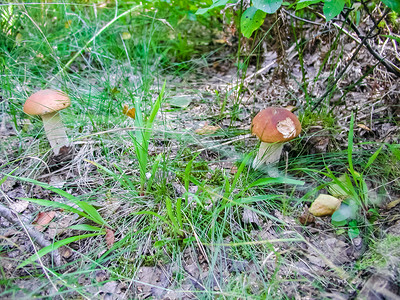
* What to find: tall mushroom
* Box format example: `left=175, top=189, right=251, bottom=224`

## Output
left=23, top=89, right=71, bottom=156
left=251, top=107, right=301, bottom=169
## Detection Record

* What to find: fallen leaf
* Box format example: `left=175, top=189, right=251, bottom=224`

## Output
left=386, top=198, right=400, bottom=209
left=9, top=201, right=29, bottom=213
left=284, top=105, right=296, bottom=112
left=309, top=194, right=341, bottom=217
left=65, top=20, right=72, bottom=29
left=15, top=33, right=22, bottom=45
left=298, top=207, right=315, bottom=225
left=47, top=214, right=75, bottom=239
left=230, top=165, right=238, bottom=174
left=242, top=208, right=261, bottom=227
left=195, top=123, right=220, bottom=135
left=105, top=228, right=115, bottom=248
left=49, top=175, right=66, bottom=189
left=168, top=96, right=192, bottom=108
left=59, top=246, right=72, bottom=259
left=123, top=104, right=136, bottom=119
left=121, top=32, right=131, bottom=40
left=357, top=123, right=371, bottom=131
left=213, top=39, right=227, bottom=44
left=34, top=211, right=56, bottom=231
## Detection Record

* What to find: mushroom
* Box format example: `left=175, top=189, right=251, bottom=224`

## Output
left=251, top=107, right=301, bottom=168
left=23, top=89, right=71, bottom=155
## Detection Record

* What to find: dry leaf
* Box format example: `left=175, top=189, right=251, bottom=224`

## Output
left=105, top=228, right=115, bottom=248
left=34, top=211, right=56, bottom=231
left=309, top=194, right=341, bottom=217
left=195, top=123, right=220, bottom=135
left=242, top=208, right=261, bottom=226
left=357, top=123, right=371, bottom=131
left=65, top=20, right=72, bottom=29
left=213, top=39, right=228, bottom=44
left=59, top=246, right=72, bottom=259
left=15, top=33, right=23, bottom=46
left=121, top=32, right=131, bottom=40
left=298, top=207, right=315, bottom=225
left=284, top=105, right=296, bottom=112
left=123, top=104, right=136, bottom=119
left=9, top=201, right=29, bottom=213
left=47, top=214, right=75, bottom=239
left=386, top=198, right=400, bottom=209
left=230, top=165, right=238, bottom=174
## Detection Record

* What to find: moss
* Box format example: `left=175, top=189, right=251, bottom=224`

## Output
left=357, top=235, right=400, bottom=270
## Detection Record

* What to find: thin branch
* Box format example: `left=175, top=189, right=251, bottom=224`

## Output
left=341, top=12, right=400, bottom=77
left=312, top=9, right=391, bottom=111
left=0, top=203, right=61, bottom=267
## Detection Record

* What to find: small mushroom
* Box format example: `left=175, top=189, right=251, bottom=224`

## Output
left=23, top=89, right=71, bottom=155
left=251, top=107, right=301, bottom=168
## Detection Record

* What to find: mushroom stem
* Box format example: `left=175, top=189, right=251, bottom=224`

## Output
left=41, top=112, right=69, bottom=155
left=252, top=142, right=284, bottom=169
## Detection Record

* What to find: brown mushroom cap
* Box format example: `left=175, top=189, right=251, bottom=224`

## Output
left=23, top=89, right=70, bottom=116
left=251, top=107, right=301, bottom=143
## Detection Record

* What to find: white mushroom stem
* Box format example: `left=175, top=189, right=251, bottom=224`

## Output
left=252, top=142, right=284, bottom=169
left=41, top=112, right=69, bottom=155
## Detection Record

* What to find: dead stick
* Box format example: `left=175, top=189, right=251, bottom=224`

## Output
left=0, top=204, right=61, bottom=267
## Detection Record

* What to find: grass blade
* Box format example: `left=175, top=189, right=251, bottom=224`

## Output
left=18, top=233, right=104, bottom=268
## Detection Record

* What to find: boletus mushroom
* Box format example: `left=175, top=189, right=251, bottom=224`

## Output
left=251, top=107, right=301, bottom=169
left=23, top=89, right=71, bottom=155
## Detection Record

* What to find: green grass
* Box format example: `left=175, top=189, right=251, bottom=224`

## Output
left=0, top=1, right=399, bottom=299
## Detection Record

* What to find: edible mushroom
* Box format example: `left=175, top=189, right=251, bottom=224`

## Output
left=23, top=89, right=71, bottom=155
left=251, top=107, right=301, bottom=168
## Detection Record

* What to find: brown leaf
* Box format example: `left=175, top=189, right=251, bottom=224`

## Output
left=357, top=123, right=371, bottom=131
left=123, top=104, right=136, bottom=119
left=284, top=105, right=296, bottom=112
left=34, top=211, right=56, bottom=231
left=59, top=246, right=72, bottom=259
left=298, top=207, right=315, bottom=225
left=195, top=123, right=220, bottom=135
left=105, top=228, right=115, bottom=249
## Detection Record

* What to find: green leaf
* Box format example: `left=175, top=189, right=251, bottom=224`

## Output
left=331, top=203, right=352, bottom=226
left=18, top=198, right=92, bottom=221
left=296, top=0, right=323, bottom=10
left=196, top=0, right=230, bottom=15
left=249, top=177, right=305, bottom=188
left=18, top=233, right=103, bottom=268
left=327, top=173, right=353, bottom=197
left=168, top=96, right=192, bottom=108
left=381, top=34, right=400, bottom=44
left=68, top=224, right=106, bottom=232
left=0, top=168, right=17, bottom=185
left=135, top=211, right=169, bottom=225
left=9, top=174, right=108, bottom=226
left=241, top=7, right=266, bottom=38
left=348, top=220, right=360, bottom=239
left=323, top=0, right=346, bottom=22
left=364, top=145, right=383, bottom=170
left=253, top=0, right=283, bottom=13
left=381, top=0, right=400, bottom=13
